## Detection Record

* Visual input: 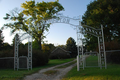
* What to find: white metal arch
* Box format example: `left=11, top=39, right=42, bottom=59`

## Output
left=41, top=15, right=107, bottom=71
left=14, top=33, right=32, bottom=70
left=78, top=25, right=107, bottom=71
left=14, top=15, right=106, bottom=71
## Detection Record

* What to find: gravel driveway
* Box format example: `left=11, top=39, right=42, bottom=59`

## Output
left=23, top=59, right=77, bottom=80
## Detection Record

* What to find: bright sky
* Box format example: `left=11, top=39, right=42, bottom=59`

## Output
left=0, top=0, right=93, bottom=45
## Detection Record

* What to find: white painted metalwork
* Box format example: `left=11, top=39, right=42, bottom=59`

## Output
left=40, top=15, right=107, bottom=71
left=41, top=15, right=82, bottom=71
left=28, top=33, right=32, bottom=70
left=14, top=15, right=107, bottom=71
left=14, top=33, right=32, bottom=70
left=76, top=21, right=82, bottom=71
left=79, top=24, right=107, bottom=70
left=14, top=34, right=19, bottom=70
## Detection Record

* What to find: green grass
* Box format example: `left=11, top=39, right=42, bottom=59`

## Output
left=56, top=60, right=77, bottom=68
left=44, top=70, right=58, bottom=75
left=85, top=55, right=98, bottom=66
left=0, top=58, right=75, bottom=80
left=62, top=56, right=120, bottom=80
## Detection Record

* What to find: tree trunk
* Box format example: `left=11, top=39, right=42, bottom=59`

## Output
left=38, top=40, right=42, bottom=50
left=36, top=37, right=42, bottom=51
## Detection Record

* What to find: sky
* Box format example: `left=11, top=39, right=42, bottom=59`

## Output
left=0, top=0, right=94, bottom=46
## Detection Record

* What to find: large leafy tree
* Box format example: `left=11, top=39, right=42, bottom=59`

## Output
left=66, top=37, right=77, bottom=57
left=2, top=0, right=64, bottom=50
left=82, top=0, right=120, bottom=50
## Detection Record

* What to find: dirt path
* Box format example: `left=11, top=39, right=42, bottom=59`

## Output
left=23, top=59, right=76, bottom=80
left=23, top=55, right=89, bottom=80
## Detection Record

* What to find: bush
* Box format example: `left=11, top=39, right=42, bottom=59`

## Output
left=0, top=45, right=50, bottom=68
left=0, top=50, right=14, bottom=57
left=18, top=45, right=50, bottom=67
left=32, top=50, right=50, bottom=67
left=108, top=52, right=120, bottom=64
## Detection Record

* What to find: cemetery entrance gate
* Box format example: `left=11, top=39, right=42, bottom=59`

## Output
left=14, top=15, right=107, bottom=71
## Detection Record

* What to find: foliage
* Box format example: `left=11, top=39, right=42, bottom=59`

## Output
left=56, top=45, right=66, bottom=49
left=0, top=49, right=13, bottom=57
left=12, top=42, right=50, bottom=67
left=109, top=52, right=120, bottom=64
left=2, top=42, right=12, bottom=50
left=2, top=0, right=64, bottom=50
left=101, top=40, right=120, bottom=63
left=66, top=37, right=77, bottom=57
left=0, top=30, right=4, bottom=51
left=84, top=36, right=98, bottom=51
left=82, top=0, right=120, bottom=50
left=32, top=50, right=50, bottom=67
left=32, top=40, right=40, bottom=49
left=32, top=40, right=55, bottom=52
left=105, top=39, right=120, bottom=50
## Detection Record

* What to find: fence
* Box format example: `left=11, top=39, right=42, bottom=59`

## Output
left=0, top=57, right=14, bottom=69
left=0, top=56, right=28, bottom=69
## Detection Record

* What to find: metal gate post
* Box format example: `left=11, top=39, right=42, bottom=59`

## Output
left=98, top=25, right=107, bottom=69
left=14, top=34, right=19, bottom=70
left=28, top=35, right=32, bottom=70
left=101, top=25, right=107, bottom=69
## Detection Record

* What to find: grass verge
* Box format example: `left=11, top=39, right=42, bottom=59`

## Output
left=44, top=70, right=58, bottom=75
left=55, top=60, right=76, bottom=69
left=0, top=58, right=75, bottom=80
left=62, top=56, right=120, bottom=80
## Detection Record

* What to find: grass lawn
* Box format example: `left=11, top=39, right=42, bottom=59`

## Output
left=85, top=55, right=98, bottom=66
left=62, top=55, right=120, bottom=80
left=55, top=60, right=76, bottom=69
left=0, top=58, right=75, bottom=80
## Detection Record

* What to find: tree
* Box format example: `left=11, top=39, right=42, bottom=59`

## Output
left=32, top=40, right=55, bottom=51
left=2, top=42, right=12, bottom=50
left=66, top=37, right=77, bottom=57
left=56, top=45, right=66, bottom=49
left=0, top=30, right=4, bottom=51
left=2, top=0, right=64, bottom=50
left=82, top=0, right=120, bottom=50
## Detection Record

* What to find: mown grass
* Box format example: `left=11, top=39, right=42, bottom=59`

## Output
left=0, top=58, right=75, bottom=80
left=85, top=55, right=98, bottom=66
left=56, top=60, right=77, bottom=68
left=44, top=70, right=58, bottom=75
left=62, top=56, right=120, bottom=80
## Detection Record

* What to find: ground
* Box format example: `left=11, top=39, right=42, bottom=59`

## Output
left=23, top=59, right=76, bottom=80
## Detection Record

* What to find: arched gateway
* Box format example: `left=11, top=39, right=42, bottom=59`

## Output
left=14, top=33, right=32, bottom=70
left=14, top=15, right=107, bottom=71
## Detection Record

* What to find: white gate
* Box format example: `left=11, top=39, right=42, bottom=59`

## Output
left=77, top=24, right=107, bottom=71
left=14, top=33, right=32, bottom=70
left=14, top=14, right=107, bottom=71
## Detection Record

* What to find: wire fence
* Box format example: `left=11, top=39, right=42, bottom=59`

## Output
left=82, top=50, right=120, bottom=68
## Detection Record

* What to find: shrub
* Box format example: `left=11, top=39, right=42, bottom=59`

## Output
left=0, top=46, right=50, bottom=67
left=32, top=50, right=50, bottom=67
left=109, top=52, right=120, bottom=64
left=0, top=50, right=13, bottom=57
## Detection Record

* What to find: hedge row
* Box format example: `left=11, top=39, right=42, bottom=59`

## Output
left=0, top=48, right=50, bottom=68
left=106, top=52, right=120, bottom=64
